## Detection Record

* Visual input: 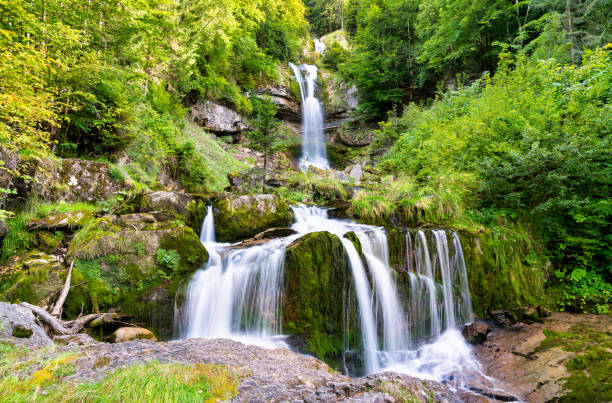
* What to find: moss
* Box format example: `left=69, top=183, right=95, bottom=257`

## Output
left=1, top=252, right=65, bottom=305
left=534, top=324, right=612, bottom=402
left=283, top=231, right=356, bottom=371
left=37, top=231, right=64, bottom=253
left=159, top=226, right=208, bottom=272
left=213, top=195, right=293, bottom=242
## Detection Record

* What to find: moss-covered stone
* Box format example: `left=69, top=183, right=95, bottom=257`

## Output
left=64, top=213, right=208, bottom=338
left=37, top=231, right=64, bottom=253
left=214, top=194, right=293, bottom=242
left=27, top=210, right=93, bottom=232
left=282, top=231, right=358, bottom=372
left=0, top=252, right=66, bottom=306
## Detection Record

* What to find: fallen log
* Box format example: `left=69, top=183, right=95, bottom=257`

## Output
left=51, top=259, right=74, bottom=317
left=20, top=302, right=105, bottom=335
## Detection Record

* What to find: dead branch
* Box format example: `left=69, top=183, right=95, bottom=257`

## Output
left=51, top=259, right=74, bottom=318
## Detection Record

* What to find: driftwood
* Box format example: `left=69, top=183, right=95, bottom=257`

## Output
left=51, top=259, right=74, bottom=317
left=20, top=302, right=104, bottom=335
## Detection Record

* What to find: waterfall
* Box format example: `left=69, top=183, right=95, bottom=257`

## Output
left=289, top=63, right=329, bottom=171
left=178, top=204, right=479, bottom=385
left=314, top=38, right=326, bottom=54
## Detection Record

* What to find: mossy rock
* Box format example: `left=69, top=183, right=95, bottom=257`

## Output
left=282, top=231, right=359, bottom=372
left=214, top=194, right=293, bottom=242
left=37, top=231, right=65, bottom=253
left=27, top=210, right=93, bottom=231
left=0, top=252, right=66, bottom=306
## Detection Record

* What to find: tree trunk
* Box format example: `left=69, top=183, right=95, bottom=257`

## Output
left=51, top=260, right=74, bottom=318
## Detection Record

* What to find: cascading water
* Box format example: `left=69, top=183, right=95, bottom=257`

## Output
left=177, top=204, right=505, bottom=396
left=314, top=38, right=326, bottom=54
left=289, top=62, right=329, bottom=171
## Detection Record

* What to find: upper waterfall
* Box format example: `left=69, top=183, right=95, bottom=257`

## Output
left=289, top=63, right=329, bottom=171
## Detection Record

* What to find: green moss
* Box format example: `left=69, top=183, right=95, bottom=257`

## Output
left=283, top=231, right=357, bottom=371
left=37, top=231, right=64, bottom=253
left=535, top=323, right=612, bottom=402
left=1, top=253, right=65, bottom=305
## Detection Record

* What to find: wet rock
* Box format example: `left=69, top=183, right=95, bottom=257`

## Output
left=349, top=164, right=363, bottom=181
left=512, top=306, right=541, bottom=324
left=141, top=191, right=194, bottom=218
left=489, top=310, right=517, bottom=328
left=109, top=327, right=158, bottom=343
left=0, top=302, right=52, bottom=347
left=190, top=101, right=250, bottom=139
left=537, top=306, right=552, bottom=318
left=462, top=322, right=491, bottom=345
left=54, top=333, right=97, bottom=346
left=27, top=210, right=93, bottom=231
left=214, top=194, right=293, bottom=242
left=253, top=227, right=298, bottom=240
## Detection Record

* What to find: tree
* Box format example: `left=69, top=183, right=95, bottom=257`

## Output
left=247, top=95, right=286, bottom=187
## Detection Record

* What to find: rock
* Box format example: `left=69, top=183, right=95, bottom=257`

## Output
left=0, top=252, right=66, bottom=307
left=333, top=170, right=348, bottom=182
left=0, top=220, right=8, bottom=241
left=512, top=306, right=541, bottom=324
left=214, top=194, right=293, bottom=242
left=141, top=191, right=194, bottom=218
left=338, top=130, right=373, bottom=147
left=462, top=322, right=491, bottom=345
left=259, top=86, right=301, bottom=122
left=0, top=302, right=53, bottom=347
left=190, top=101, right=250, bottom=138
left=53, top=333, right=97, bottom=346
left=537, top=306, right=552, bottom=318
left=348, top=164, right=363, bottom=181
left=109, top=327, right=158, bottom=343
left=38, top=158, right=131, bottom=202
left=489, top=310, right=517, bottom=328
left=253, top=228, right=298, bottom=240
left=283, top=231, right=356, bottom=371
left=27, top=210, right=93, bottom=231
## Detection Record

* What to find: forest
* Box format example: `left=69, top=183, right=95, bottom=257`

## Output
left=0, top=0, right=611, bottom=401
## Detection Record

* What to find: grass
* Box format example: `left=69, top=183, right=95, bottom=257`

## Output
left=0, top=342, right=241, bottom=402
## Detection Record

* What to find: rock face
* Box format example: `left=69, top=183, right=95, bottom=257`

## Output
left=190, top=101, right=249, bottom=140
left=0, top=302, right=52, bottom=347
left=214, top=194, right=293, bottom=242
left=109, top=327, right=158, bottom=343
left=27, top=210, right=93, bottom=231
left=140, top=191, right=194, bottom=217
left=462, top=322, right=491, bottom=344
left=283, top=231, right=356, bottom=371
left=259, top=86, right=301, bottom=122
left=38, top=158, right=131, bottom=202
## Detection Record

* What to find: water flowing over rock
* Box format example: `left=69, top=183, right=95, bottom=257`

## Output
left=289, top=63, right=330, bottom=171
left=176, top=204, right=508, bottom=399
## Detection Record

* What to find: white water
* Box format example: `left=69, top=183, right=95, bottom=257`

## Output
left=178, top=204, right=496, bottom=394
left=289, top=63, right=329, bottom=171
left=314, top=38, right=326, bottom=54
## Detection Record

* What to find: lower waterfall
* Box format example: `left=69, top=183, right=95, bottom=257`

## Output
left=176, top=205, right=490, bottom=392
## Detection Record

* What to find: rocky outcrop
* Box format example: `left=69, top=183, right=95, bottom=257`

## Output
left=259, top=86, right=301, bottom=122
left=213, top=194, right=293, bottom=242
left=109, top=327, right=157, bottom=343
left=475, top=312, right=612, bottom=402
left=38, top=158, right=132, bottom=202
left=190, top=101, right=250, bottom=141
left=0, top=302, right=54, bottom=348
left=0, top=253, right=66, bottom=307
left=282, top=231, right=357, bottom=372
left=27, top=210, right=93, bottom=231
left=140, top=191, right=194, bottom=217
left=462, top=322, right=491, bottom=344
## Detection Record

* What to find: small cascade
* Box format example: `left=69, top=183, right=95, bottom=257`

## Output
left=288, top=62, right=329, bottom=171
left=314, top=38, right=326, bottom=54
left=178, top=204, right=487, bottom=392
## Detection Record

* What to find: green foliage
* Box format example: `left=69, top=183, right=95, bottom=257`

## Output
left=381, top=47, right=612, bottom=312
left=156, top=248, right=181, bottom=272
left=247, top=95, right=288, bottom=179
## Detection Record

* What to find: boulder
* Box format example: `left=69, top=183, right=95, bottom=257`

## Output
left=109, top=327, right=158, bottom=343
left=141, top=191, right=194, bottom=218
left=513, top=306, right=542, bottom=324
left=461, top=322, right=491, bottom=344
left=348, top=164, right=363, bottom=181
left=338, top=130, right=374, bottom=147
left=0, top=252, right=66, bottom=307
left=190, top=101, right=250, bottom=138
left=27, top=210, right=93, bottom=231
left=489, top=310, right=518, bottom=328
left=253, top=228, right=298, bottom=240
left=282, top=231, right=356, bottom=372
left=214, top=194, right=293, bottom=242
left=0, top=302, right=53, bottom=347
left=38, top=158, right=131, bottom=202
